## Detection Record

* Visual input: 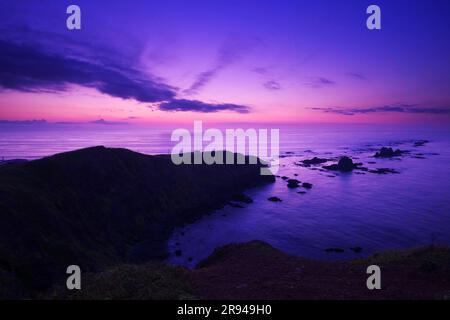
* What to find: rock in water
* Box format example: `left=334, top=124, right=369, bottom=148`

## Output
left=301, top=157, right=329, bottom=166
left=368, top=168, right=400, bottom=174
left=350, top=247, right=363, bottom=253
left=374, top=147, right=403, bottom=158
left=414, top=140, right=429, bottom=147
left=323, top=156, right=360, bottom=172
left=337, top=157, right=355, bottom=171
left=302, top=182, right=313, bottom=189
left=325, top=248, right=345, bottom=253
left=287, top=179, right=300, bottom=188
left=268, top=196, right=282, bottom=202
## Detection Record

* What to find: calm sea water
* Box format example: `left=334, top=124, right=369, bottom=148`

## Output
left=1, top=123, right=450, bottom=265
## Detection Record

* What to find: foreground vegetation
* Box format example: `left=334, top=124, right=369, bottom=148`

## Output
left=44, top=242, right=450, bottom=300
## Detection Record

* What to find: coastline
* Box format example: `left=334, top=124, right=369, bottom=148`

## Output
left=1, top=146, right=449, bottom=300
left=0, top=146, right=274, bottom=297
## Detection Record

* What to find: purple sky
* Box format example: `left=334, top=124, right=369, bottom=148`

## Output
left=0, top=0, right=450, bottom=124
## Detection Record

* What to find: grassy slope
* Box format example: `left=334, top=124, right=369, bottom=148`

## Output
left=191, top=241, right=450, bottom=300
left=47, top=241, right=450, bottom=300
left=46, top=263, right=196, bottom=300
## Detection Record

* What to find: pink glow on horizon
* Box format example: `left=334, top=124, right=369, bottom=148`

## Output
left=1, top=86, right=450, bottom=125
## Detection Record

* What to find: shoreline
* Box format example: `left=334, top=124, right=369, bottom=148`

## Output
left=1, top=146, right=449, bottom=300
left=0, top=146, right=274, bottom=298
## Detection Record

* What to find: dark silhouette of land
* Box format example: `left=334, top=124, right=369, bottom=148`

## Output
left=1, top=147, right=449, bottom=300
left=0, top=147, right=273, bottom=297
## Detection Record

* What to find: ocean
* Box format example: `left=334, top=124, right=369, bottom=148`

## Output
left=1, top=123, right=450, bottom=267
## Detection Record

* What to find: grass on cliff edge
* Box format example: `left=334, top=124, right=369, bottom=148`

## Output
left=45, top=263, right=196, bottom=300
left=41, top=242, right=450, bottom=300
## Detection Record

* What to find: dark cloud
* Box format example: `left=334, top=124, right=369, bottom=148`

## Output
left=304, top=77, right=336, bottom=88
left=184, top=69, right=217, bottom=96
left=0, top=33, right=250, bottom=114
left=0, top=39, right=176, bottom=103
left=90, top=119, right=127, bottom=125
left=346, top=72, right=367, bottom=80
left=158, top=99, right=249, bottom=113
left=263, top=80, right=282, bottom=90
left=184, top=37, right=263, bottom=95
left=310, top=104, right=450, bottom=115
left=251, top=67, right=270, bottom=75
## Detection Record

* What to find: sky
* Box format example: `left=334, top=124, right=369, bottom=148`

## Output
left=0, top=0, right=450, bottom=124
